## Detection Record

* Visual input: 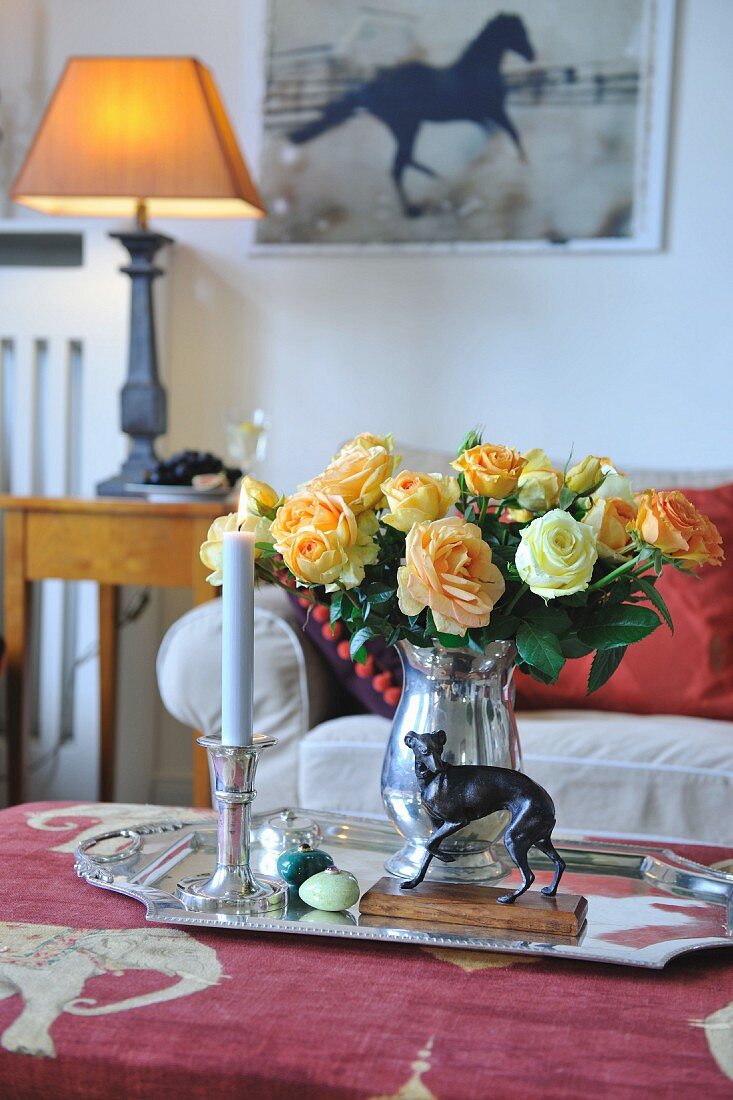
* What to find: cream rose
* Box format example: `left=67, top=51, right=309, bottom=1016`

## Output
left=381, top=470, right=460, bottom=533
left=582, top=497, right=636, bottom=561
left=516, top=509, right=598, bottom=599
left=451, top=442, right=525, bottom=499
left=634, top=490, right=723, bottom=568
left=593, top=469, right=635, bottom=504
left=397, top=516, right=505, bottom=635
left=199, top=513, right=239, bottom=586
left=516, top=449, right=563, bottom=512
left=309, top=443, right=397, bottom=512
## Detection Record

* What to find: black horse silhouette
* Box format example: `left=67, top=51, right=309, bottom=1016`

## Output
left=289, top=12, right=535, bottom=217
left=403, top=730, right=566, bottom=903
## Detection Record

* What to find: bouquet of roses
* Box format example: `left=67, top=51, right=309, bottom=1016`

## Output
left=200, top=431, right=723, bottom=691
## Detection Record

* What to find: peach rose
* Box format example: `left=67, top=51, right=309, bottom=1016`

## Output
left=516, top=449, right=563, bottom=512
left=279, top=527, right=348, bottom=589
left=309, top=443, right=397, bottom=512
left=451, top=443, right=526, bottom=499
left=271, top=489, right=358, bottom=549
left=397, top=516, right=505, bottom=635
left=271, top=489, right=378, bottom=590
left=582, top=497, right=636, bottom=561
left=634, top=490, right=723, bottom=568
left=381, top=470, right=460, bottom=533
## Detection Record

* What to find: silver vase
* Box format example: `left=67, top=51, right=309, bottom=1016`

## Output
left=381, top=640, right=521, bottom=883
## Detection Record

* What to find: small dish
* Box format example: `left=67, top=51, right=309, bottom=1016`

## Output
left=125, top=483, right=235, bottom=504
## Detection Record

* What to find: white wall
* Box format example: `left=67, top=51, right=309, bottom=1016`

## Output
left=2, top=0, right=732, bottom=803
left=20, top=0, right=733, bottom=496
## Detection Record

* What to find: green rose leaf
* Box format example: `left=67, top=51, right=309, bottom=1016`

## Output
left=457, top=427, right=482, bottom=454
left=523, top=605, right=572, bottom=635
left=479, top=615, right=521, bottom=642
left=561, top=635, right=594, bottom=659
left=349, top=626, right=374, bottom=663
left=365, top=586, right=394, bottom=604
left=329, top=592, right=344, bottom=627
left=556, top=591, right=588, bottom=607
left=587, top=646, right=628, bottom=693
left=634, top=575, right=674, bottom=633
left=517, top=660, right=556, bottom=685
left=516, top=623, right=566, bottom=682
left=578, top=604, right=661, bottom=650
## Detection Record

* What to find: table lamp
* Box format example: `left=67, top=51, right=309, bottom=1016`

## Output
left=10, top=56, right=265, bottom=494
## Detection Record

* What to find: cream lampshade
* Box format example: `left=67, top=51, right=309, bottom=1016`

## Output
left=11, top=56, right=265, bottom=493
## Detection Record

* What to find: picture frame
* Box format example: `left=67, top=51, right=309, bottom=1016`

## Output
left=254, top=0, right=676, bottom=254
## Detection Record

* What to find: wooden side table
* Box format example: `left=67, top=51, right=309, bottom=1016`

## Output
left=1, top=496, right=224, bottom=807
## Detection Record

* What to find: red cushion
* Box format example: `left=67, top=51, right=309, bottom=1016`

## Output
left=515, top=482, right=733, bottom=720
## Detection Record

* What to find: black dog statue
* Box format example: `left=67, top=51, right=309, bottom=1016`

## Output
left=403, top=730, right=566, bottom=903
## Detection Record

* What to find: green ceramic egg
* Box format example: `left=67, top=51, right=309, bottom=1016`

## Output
left=277, top=844, right=333, bottom=888
left=298, top=867, right=360, bottom=911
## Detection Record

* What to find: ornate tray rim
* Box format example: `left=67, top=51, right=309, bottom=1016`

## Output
left=74, top=808, right=733, bottom=970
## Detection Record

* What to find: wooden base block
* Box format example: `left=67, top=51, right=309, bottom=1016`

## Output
left=359, top=877, right=587, bottom=937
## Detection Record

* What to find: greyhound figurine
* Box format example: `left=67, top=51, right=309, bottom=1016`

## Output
left=403, top=730, right=566, bottom=903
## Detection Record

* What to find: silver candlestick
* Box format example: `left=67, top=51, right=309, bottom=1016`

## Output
left=176, top=734, right=288, bottom=914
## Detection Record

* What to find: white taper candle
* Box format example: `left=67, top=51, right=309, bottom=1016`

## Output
left=221, top=530, right=255, bottom=746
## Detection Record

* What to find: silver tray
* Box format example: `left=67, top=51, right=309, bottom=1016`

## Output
left=75, top=808, right=733, bottom=969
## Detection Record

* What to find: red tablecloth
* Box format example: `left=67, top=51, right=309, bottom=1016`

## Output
left=0, top=801, right=732, bottom=1099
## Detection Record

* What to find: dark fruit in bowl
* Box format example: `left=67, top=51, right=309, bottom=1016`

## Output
left=144, top=450, right=241, bottom=488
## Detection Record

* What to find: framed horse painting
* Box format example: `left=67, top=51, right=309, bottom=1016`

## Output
left=254, top=0, right=675, bottom=252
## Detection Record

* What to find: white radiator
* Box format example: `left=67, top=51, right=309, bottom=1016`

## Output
left=0, top=223, right=164, bottom=803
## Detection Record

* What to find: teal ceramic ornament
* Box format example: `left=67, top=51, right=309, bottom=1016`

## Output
left=298, top=866, right=360, bottom=911
left=277, top=843, right=333, bottom=888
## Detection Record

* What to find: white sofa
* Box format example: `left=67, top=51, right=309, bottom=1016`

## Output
left=157, top=456, right=733, bottom=844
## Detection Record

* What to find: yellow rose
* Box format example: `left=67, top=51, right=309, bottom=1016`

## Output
left=504, top=507, right=534, bottom=523
left=309, top=443, right=397, bottom=512
left=582, top=498, right=636, bottom=561
left=335, top=432, right=395, bottom=457
left=516, top=449, right=563, bottom=512
left=397, top=516, right=505, bottom=635
left=634, top=490, right=724, bottom=568
left=237, top=476, right=280, bottom=521
left=566, top=455, right=604, bottom=495
left=233, top=477, right=280, bottom=556
left=381, top=470, right=460, bottom=533
left=271, top=489, right=378, bottom=590
left=451, top=443, right=526, bottom=499
left=199, top=513, right=239, bottom=586
left=516, top=509, right=598, bottom=599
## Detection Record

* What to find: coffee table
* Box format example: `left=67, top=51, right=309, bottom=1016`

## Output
left=1, top=800, right=732, bottom=1099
